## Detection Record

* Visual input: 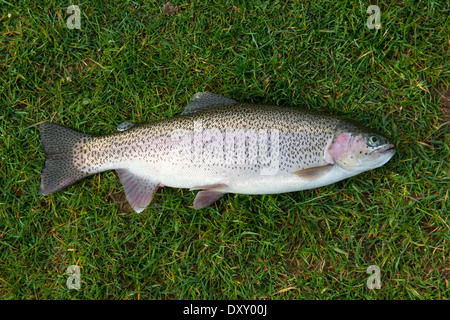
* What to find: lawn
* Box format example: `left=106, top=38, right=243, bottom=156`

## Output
left=0, top=0, right=449, bottom=299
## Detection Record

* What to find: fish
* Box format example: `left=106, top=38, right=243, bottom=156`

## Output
left=39, top=92, right=395, bottom=212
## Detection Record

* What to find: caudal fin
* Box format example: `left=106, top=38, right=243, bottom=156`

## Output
left=39, top=123, right=91, bottom=195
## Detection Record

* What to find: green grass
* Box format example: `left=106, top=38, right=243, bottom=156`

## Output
left=1, top=0, right=449, bottom=299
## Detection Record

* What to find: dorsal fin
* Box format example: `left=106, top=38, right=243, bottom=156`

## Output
left=182, top=92, right=237, bottom=115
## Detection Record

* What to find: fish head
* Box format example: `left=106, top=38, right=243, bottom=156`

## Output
left=329, top=131, right=395, bottom=172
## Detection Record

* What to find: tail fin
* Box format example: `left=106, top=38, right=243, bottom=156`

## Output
left=39, top=123, right=92, bottom=195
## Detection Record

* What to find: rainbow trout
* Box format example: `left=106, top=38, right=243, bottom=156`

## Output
left=39, top=92, right=395, bottom=212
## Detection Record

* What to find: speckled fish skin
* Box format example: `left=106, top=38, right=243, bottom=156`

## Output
left=39, top=92, right=395, bottom=212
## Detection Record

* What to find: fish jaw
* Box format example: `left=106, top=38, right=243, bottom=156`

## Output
left=378, top=143, right=396, bottom=155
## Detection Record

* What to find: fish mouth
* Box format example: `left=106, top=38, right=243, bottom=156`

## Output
left=380, top=144, right=395, bottom=155
left=368, top=143, right=395, bottom=156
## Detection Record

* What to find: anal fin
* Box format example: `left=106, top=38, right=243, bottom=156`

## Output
left=190, top=183, right=227, bottom=209
left=116, top=168, right=160, bottom=213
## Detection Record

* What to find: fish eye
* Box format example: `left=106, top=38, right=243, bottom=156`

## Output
left=367, top=135, right=381, bottom=147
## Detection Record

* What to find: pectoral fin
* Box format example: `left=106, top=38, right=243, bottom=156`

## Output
left=190, top=183, right=227, bottom=209
left=293, top=164, right=334, bottom=180
left=116, top=169, right=160, bottom=213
